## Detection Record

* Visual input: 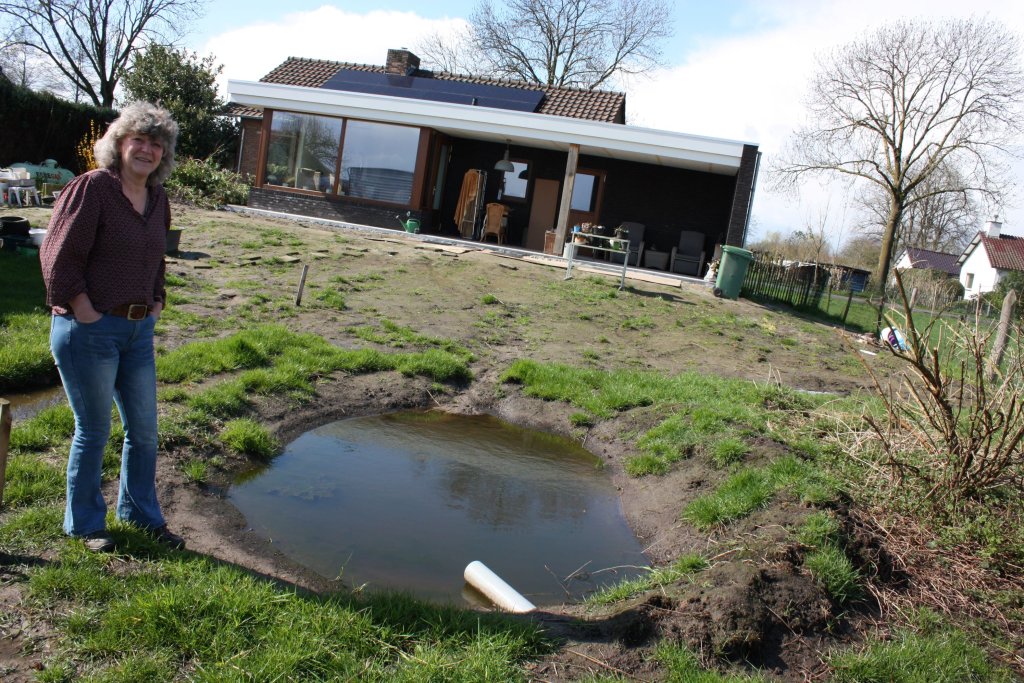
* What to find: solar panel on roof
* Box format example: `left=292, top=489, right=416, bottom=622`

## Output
left=321, top=70, right=544, bottom=112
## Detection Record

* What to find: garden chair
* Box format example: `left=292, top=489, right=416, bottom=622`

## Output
left=670, top=231, right=706, bottom=276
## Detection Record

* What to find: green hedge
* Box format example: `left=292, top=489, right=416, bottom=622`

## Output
left=0, top=73, right=115, bottom=174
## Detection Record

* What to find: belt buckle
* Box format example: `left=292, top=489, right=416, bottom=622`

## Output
left=127, top=304, right=149, bottom=321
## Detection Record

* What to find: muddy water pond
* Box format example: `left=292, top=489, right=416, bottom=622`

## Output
left=2, top=386, right=64, bottom=421
left=229, top=411, right=648, bottom=606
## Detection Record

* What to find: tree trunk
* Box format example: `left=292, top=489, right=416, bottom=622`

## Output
left=875, top=200, right=903, bottom=332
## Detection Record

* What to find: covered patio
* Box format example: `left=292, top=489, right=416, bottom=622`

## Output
left=227, top=51, right=759, bottom=280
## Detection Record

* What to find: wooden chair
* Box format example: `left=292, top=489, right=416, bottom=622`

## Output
left=481, top=203, right=510, bottom=244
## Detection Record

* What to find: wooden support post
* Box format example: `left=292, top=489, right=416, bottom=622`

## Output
left=552, top=143, right=580, bottom=254
left=295, top=264, right=309, bottom=306
left=841, top=288, right=855, bottom=326
left=0, top=398, right=11, bottom=509
left=987, top=289, right=1018, bottom=381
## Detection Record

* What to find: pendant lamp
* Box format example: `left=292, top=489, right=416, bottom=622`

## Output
left=494, top=140, right=515, bottom=173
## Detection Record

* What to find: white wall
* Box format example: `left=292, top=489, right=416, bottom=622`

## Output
left=959, top=245, right=1002, bottom=299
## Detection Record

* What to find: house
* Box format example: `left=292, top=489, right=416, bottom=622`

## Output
left=226, top=49, right=760, bottom=273
left=893, top=246, right=960, bottom=278
left=956, top=219, right=1024, bottom=299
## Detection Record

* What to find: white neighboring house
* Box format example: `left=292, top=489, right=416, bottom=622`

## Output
left=956, top=219, right=1024, bottom=299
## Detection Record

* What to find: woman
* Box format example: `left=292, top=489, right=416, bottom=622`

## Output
left=40, top=102, right=184, bottom=552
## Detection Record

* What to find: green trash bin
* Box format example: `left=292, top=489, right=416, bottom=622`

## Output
left=714, top=246, right=753, bottom=299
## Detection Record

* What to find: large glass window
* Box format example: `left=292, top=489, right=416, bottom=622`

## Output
left=501, top=161, right=529, bottom=200
left=265, top=112, right=342, bottom=192
left=341, top=120, right=419, bottom=203
left=570, top=173, right=598, bottom=211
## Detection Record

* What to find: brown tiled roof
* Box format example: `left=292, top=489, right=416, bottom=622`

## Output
left=903, top=247, right=960, bottom=276
left=251, top=57, right=626, bottom=123
left=982, top=234, right=1024, bottom=271
left=223, top=103, right=262, bottom=119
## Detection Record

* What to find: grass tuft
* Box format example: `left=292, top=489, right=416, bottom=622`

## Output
left=682, top=456, right=836, bottom=529
left=655, top=641, right=770, bottom=681
left=710, top=437, right=750, bottom=468
left=219, top=419, right=279, bottom=460
left=9, top=403, right=75, bottom=453
left=829, top=622, right=1013, bottom=682
left=587, top=554, right=708, bottom=605
left=181, top=458, right=209, bottom=484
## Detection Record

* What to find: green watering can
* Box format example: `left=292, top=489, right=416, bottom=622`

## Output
left=397, top=213, right=420, bottom=234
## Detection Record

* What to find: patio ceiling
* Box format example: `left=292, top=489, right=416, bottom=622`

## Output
left=228, top=80, right=752, bottom=176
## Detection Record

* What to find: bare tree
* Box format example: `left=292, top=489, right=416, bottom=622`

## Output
left=773, top=18, right=1024, bottom=328
left=0, top=0, right=205, bottom=108
left=793, top=204, right=834, bottom=263
left=1, top=29, right=65, bottom=93
left=748, top=229, right=790, bottom=257
left=417, top=25, right=487, bottom=75
left=419, top=0, right=672, bottom=89
left=836, top=234, right=882, bottom=272
left=857, top=162, right=978, bottom=255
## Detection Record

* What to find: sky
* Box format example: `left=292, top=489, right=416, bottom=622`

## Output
left=184, top=0, right=1024, bottom=250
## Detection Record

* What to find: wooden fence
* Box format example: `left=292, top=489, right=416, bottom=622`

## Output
left=740, top=252, right=832, bottom=309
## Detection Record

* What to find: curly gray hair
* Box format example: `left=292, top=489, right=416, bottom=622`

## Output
left=93, top=102, right=179, bottom=186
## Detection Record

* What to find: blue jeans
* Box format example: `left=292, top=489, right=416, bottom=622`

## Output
left=50, top=313, right=165, bottom=537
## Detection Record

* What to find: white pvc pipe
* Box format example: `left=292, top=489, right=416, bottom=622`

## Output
left=464, top=561, right=536, bottom=613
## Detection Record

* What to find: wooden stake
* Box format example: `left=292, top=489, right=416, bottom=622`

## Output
left=841, top=288, right=855, bottom=326
left=987, top=289, right=1018, bottom=382
left=295, top=264, right=309, bottom=306
left=0, top=398, right=11, bottom=509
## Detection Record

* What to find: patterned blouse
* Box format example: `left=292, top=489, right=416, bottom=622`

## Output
left=40, top=168, right=169, bottom=315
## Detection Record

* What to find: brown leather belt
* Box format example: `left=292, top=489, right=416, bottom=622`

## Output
left=106, top=303, right=151, bottom=320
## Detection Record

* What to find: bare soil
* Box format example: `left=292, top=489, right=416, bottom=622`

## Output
left=2, top=205, right=903, bottom=681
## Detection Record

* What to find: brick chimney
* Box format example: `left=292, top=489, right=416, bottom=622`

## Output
left=386, top=49, right=420, bottom=76
left=986, top=217, right=1002, bottom=238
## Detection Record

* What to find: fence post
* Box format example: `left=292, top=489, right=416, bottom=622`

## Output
left=0, top=398, right=11, bottom=509
left=987, top=290, right=1018, bottom=382
left=842, top=289, right=855, bottom=326
left=295, top=264, right=309, bottom=306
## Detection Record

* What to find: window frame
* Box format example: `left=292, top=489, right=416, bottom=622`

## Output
left=258, top=108, right=426, bottom=208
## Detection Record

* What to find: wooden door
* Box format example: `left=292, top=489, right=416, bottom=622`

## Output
left=526, top=178, right=560, bottom=252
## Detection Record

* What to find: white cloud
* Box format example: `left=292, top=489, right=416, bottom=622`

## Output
left=204, top=6, right=464, bottom=92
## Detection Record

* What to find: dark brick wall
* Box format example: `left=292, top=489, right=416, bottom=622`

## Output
left=237, top=119, right=262, bottom=180
left=586, top=155, right=735, bottom=257
left=248, top=187, right=428, bottom=232
left=725, top=144, right=759, bottom=247
left=386, top=49, right=420, bottom=75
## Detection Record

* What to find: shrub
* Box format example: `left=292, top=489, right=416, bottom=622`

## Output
left=864, top=271, right=1024, bottom=508
left=165, top=157, right=249, bottom=209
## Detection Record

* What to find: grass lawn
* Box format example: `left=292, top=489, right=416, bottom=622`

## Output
left=1, top=207, right=1020, bottom=682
